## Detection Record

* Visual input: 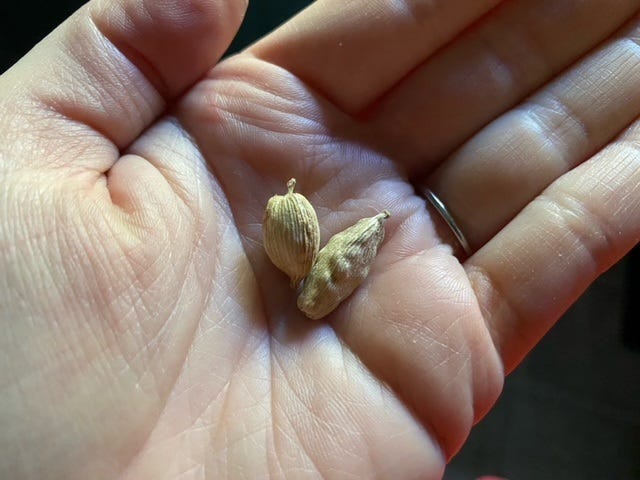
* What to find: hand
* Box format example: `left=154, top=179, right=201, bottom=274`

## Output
left=1, top=0, right=638, bottom=478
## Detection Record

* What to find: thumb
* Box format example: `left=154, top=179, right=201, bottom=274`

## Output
left=0, top=0, right=247, bottom=171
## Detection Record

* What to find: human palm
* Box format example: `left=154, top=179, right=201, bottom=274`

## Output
left=1, top=1, right=639, bottom=479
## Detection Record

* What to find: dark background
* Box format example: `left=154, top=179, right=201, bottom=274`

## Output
left=2, top=1, right=639, bottom=479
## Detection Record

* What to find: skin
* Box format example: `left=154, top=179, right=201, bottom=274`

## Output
left=0, top=0, right=638, bottom=478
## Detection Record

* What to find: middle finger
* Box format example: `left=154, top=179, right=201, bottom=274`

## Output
left=419, top=11, right=640, bottom=250
left=367, top=0, right=640, bottom=171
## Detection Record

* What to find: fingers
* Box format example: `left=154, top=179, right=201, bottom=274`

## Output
left=367, top=0, right=640, bottom=170
left=250, top=0, right=502, bottom=113
left=421, top=12, right=640, bottom=250
left=466, top=142, right=640, bottom=372
left=1, top=0, right=247, bottom=169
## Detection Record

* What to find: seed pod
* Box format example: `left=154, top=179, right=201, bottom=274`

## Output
left=297, top=211, right=390, bottom=319
left=263, top=178, right=320, bottom=288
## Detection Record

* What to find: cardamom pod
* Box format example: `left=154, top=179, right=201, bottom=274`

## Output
left=297, top=211, right=390, bottom=319
left=263, top=178, right=320, bottom=288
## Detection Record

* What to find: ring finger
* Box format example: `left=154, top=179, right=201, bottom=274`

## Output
left=416, top=11, right=640, bottom=252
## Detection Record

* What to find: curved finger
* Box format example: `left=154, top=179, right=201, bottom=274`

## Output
left=0, top=0, right=247, bottom=170
left=421, top=11, right=640, bottom=250
left=250, top=0, right=502, bottom=113
left=367, top=0, right=640, bottom=170
left=466, top=141, right=640, bottom=372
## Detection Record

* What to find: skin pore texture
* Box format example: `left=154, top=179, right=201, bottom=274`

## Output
left=0, top=0, right=639, bottom=479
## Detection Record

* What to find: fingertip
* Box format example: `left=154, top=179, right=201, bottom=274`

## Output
left=3, top=0, right=250, bottom=165
left=89, top=0, right=249, bottom=97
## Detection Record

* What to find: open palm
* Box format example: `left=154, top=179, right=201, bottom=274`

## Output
left=1, top=0, right=639, bottom=479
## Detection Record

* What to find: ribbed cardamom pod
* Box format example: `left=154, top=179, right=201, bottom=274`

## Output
left=297, top=211, right=390, bottom=319
left=263, top=178, right=320, bottom=288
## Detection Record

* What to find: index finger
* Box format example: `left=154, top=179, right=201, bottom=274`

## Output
left=250, top=0, right=502, bottom=113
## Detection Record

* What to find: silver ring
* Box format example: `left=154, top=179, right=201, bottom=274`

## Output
left=420, top=187, right=472, bottom=256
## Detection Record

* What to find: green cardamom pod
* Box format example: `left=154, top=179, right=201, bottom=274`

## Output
left=263, top=178, right=320, bottom=288
left=297, top=211, right=390, bottom=319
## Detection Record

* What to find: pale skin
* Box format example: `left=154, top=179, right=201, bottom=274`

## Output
left=1, top=0, right=639, bottom=478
